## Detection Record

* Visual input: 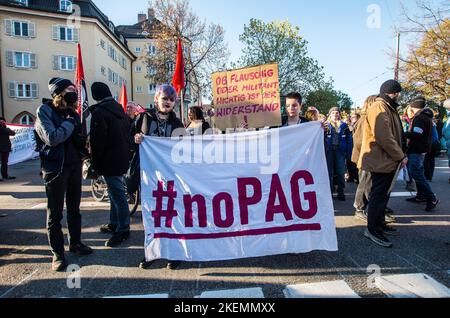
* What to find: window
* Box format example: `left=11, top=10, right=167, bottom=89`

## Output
left=59, top=56, right=76, bottom=71
left=148, top=84, right=156, bottom=94
left=101, top=66, right=106, bottom=76
left=8, top=82, right=38, bottom=99
left=4, top=20, right=35, bottom=38
left=136, top=86, right=143, bottom=93
left=100, top=39, right=106, bottom=49
left=119, top=55, right=127, bottom=70
left=53, top=26, right=78, bottom=42
left=109, top=22, right=115, bottom=33
left=135, top=47, right=141, bottom=54
left=14, top=0, right=28, bottom=6
left=14, top=52, right=30, bottom=68
left=135, top=66, right=142, bottom=73
left=147, top=66, right=156, bottom=76
left=59, top=0, right=72, bottom=13
left=147, top=45, right=156, bottom=55
left=108, top=45, right=117, bottom=61
left=20, top=115, right=34, bottom=125
left=168, top=62, right=175, bottom=73
left=14, top=21, right=29, bottom=37
left=107, top=68, right=118, bottom=85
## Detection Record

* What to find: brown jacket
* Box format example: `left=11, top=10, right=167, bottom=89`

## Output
left=358, top=97, right=405, bottom=173
left=351, top=114, right=366, bottom=164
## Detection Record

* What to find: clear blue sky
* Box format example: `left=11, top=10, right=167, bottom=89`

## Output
left=93, top=0, right=429, bottom=107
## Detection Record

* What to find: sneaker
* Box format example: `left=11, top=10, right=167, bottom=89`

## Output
left=384, top=213, right=397, bottom=224
left=4, top=176, right=16, bottom=180
left=52, top=255, right=67, bottom=272
left=139, top=258, right=154, bottom=270
left=69, top=242, right=93, bottom=256
left=425, top=199, right=439, bottom=212
left=100, top=224, right=117, bottom=234
left=406, top=196, right=427, bottom=203
left=105, top=231, right=130, bottom=247
left=364, top=229, right=393, bottom=248
left=381, top=225, right=399, bottom=236
left=354, top=210, right=367, bottom=221
left=0, top=213, right=7, bottom=218
left=167, top=261, right=181, bottom=270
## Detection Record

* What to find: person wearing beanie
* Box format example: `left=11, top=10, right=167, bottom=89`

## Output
left=325, top=107, right=352, bottom=201
left=404, top=96, right=439, bottom=210
left=358, top=80, right=406, bottom=248
left=89, top=82, right=132, bottom=248
left=35, top=77, right=93, bottom=272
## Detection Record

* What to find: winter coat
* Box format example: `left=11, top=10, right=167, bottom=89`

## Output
left=358, top=95, right=405, bottom=173
left=404, top=108, right=434, bottom=154
left=35, top=102, right=84, bottom=173
left=443, top=111, right=450, bottom=150
left=325, top=121, right=353, bottom=159
left=351, top=115, right=366, bottom=164
left=89, top=97, right=131, bottom=177
left=0, top=124, right=15, bottom=153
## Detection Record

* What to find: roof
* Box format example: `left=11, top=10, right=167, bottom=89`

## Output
left=117, top=17, right=162, bottom=40
left=0, top=0, right=134, bottom=58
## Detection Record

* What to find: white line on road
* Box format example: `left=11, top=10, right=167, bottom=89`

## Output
left=0, top=269, right=39, bottom=298
left=283, top=280, right=360, bottom=298
left=195, top=288, right=265, bottom=298
left=374, top=273, right=450, bottom=298
left=390, top=192, right=417, bottom=197
left=30, top=202, right=110, bottom=210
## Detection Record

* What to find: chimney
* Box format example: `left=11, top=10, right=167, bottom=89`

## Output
left=148, top=8, right=155, bottom=18
left=138, top=12, right=147, bottom=23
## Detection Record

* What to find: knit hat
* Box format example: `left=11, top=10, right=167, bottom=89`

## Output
left=91, top=82, right=112, bottom=101
left=48, top=77, right=74, bottom=97
left=328, top=107, right=341, bottom=116
left=409, top=96, right=426, bottom=109
left=380, top=80, right=402, bottom=95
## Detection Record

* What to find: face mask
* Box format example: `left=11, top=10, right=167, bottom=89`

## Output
left=64, top=92, right=78, bottom=104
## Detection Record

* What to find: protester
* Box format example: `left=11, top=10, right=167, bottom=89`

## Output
left=282, top=92, right=309, bottom=126
left=404, top=96, right=439, bottom=211
left=35, top=77, right=92, bottom=271
left=133, top=84, right=185, bottom=270
left=444, top=99, right=450, bottom=184
left=423, top=116, right=440, bottom=182
left=89, top=82, right=132, bottom=247
left=346, top=112, right=361, bottom=183
left=186, top=106, right=210, bottom=135
left=126, top=102, right=145, bottom=123
left=325, top=107, right=352, bottom=201
left=305, top=108, right=320, bottom=122
left=358, top=80, right=406, bottom=248
left=0, top=117, right=16, bottom=181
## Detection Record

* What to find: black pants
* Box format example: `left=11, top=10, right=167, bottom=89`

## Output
left=347, top=161, right=359, bottom=183
left=367, top=172, right=395, bottom=233
left=1, top=152, right=9, bottom=179
left=44, top=164, right=82, bottom=257
left=424, top=152, right=436, bottom=181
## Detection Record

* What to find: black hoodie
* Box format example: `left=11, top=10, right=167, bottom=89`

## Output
left=89, top=97, right=130, bottom=176
left=405, top=108, right=434, bottom=154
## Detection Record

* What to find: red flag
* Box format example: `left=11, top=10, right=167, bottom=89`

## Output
left=75, top=43, right=89, bottom=135
left=172, top=38, right=185, bottom=94
left=119, top=83, right=128, bottom=112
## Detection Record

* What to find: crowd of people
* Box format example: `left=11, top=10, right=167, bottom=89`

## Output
left=27, top=76, right=450, bottom=271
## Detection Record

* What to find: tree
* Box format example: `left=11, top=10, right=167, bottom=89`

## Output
left=306, top=88, right=353, bottom=115
left=237, top=19, right=330, bottom=96
left=143, top=0, right=229, bottom=104
left=396, top=1, right=449, bottom=109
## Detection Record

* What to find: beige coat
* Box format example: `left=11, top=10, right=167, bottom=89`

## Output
left=358, top=97, right=405, bottom=173
left=351, top=114, right=366, bottom=164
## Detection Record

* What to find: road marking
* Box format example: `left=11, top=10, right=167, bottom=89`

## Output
left=0, top=269, right=39, bottom=298
left=30, top=201, right=110, bottom=210
left=105, top=294, right=169, bottom=298
left=195, top=288, right=265, bottom=298
left=390, top=192, right=417, bottom=197
left=374, top=273, right=450, bottom=298
left=283, top=280, right=360, bottom=298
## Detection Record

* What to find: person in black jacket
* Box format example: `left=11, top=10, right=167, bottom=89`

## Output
left=35, top=77, right=93, bottom=272
left=0, top=117, right=16, bottom=181
left=89, top=82, right=131, bottom=247
left=404, top=96, right=439, bottom=212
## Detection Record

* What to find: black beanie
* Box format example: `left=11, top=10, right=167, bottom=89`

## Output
left=410, top=96, right=426, bottom=109
left=91, top=82, right=112, bottom=101
left=48, top=77, right=74, bottom=97
left=380, top=80, right=402, bottom=95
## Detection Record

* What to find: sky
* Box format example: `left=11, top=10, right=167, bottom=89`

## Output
left=92, top=0, right=435, bottom=107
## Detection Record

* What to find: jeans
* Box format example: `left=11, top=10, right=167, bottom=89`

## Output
left=407, top=153, right=436, bottom=202
left=367, top=172, right=395, bottom=233
left=326, top=147, right=346, bottom=196
left=1, top=152, right=9, bottom=178
left=354, top=170, right=371, bottom=212
left=104, top=176, right=130, bottom=233
left=44, top=164, right=82, bottom=257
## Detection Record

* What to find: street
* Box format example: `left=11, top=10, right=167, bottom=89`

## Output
left=0, top=157, right=449, bottom=298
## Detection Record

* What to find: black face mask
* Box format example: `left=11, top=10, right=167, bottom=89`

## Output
left=64, top=92, right=78, bottom=104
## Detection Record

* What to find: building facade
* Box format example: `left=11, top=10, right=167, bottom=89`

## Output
left=0, top=0, right=135, bottom=124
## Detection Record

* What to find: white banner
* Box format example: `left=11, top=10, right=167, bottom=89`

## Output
left=7, top=124, right=39, bottom=166
left=141, top=122, right=337, bottom=262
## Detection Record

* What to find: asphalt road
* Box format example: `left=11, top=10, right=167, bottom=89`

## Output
left=0, top=157, right=449, bottom=298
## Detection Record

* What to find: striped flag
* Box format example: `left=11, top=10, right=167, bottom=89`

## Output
left=75, top=43, right=90, bottom=135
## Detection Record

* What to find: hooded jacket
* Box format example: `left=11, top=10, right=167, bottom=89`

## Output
left=404, top=108, right=434, bottom=154
left=89, top=97, right=130, bottom=176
